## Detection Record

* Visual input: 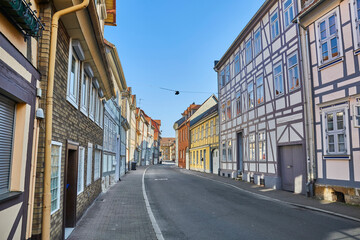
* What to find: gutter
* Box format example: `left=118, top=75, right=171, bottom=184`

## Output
left=42, top=1, right=90, bottom=239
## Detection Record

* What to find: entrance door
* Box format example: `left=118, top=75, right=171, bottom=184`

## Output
left=64, top=143, right=78, bottom=228
left=279, top=145, right=305, bottom=193
left=212, top=149, right=219, bottom=175
left=236, top=132, right=243, bottom=173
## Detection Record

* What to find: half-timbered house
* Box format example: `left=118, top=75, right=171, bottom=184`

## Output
left=214, top=0, right=308, bottom=194
left=296, top=0, right=360, bottom=204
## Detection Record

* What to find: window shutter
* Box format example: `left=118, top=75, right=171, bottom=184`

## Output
left=0, top=94, right=15, bottom=194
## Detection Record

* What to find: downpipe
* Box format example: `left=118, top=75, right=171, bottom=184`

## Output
left=42, top=1, right=90, bottom=239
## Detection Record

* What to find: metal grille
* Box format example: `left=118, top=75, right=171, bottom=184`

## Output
left=0, top=94, right=15, bottom=194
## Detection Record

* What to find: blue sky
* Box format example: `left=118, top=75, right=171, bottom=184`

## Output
left=104, top=0, right=265, bottom=137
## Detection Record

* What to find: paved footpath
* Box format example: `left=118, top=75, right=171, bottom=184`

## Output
left=68, top=166, right=157, bottom=240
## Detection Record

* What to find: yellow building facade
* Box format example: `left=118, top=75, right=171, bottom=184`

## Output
left=190, top=104, right=219, bottom=173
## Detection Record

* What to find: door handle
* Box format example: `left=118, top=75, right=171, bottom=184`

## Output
left=287, top=165, right=292, bottom=169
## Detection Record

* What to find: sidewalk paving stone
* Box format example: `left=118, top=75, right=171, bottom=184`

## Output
left=68, top=166, right=157, bottom=240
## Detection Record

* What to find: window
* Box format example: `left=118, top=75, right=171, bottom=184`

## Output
left=236, top=92, right=241, bottom=116
left=200, top=126, right=203, bottom=139
left=227, top=141, right=232, bottom=162
left=258, top=132, right=266, bottom=161
left=200, top=150, right=203, bottom=163
left=283, top=0, right=294, bottom=28
left=270, top=10, right=280, bottom=40
left=95, top=96, right=100, bottom=124
left=103, top=154, right=108, bottom=173
left=205, top=123, right=208, bottom=138
left=355, top=104, right=360, bottom=128
left=215, top=117, right=219, bottom=135
left=234, top=53, right=240, bottom=75
left=242, top=91, right=247, bottom=112
left=51, top=141, right=62, bottom=214
left=274, top=63, right=284, bottom=96
left=78, top=147, right=85, bottom=194
left=317, top=10, right=341, bottom=64
left=225, top=64, right=230, bottom=83
left=0, top=94, right=15, bottom=195
left=89, top=84, right=96, bottom=120
left=99, top=100, right=104, bottom=127
left=227, top=100, right=232, bottom=120
left=94, top=150, right=101, bottom=180
left=193, top=152, right=195, bottom=164
left=254, top=28, right=262, bottom=56
left=288, top=53, right=300, bottom=91
left=256, top=76, right=264, bottom=105
left=86, top=144, right=93, bottom=186
left=222, top=104, right=226, bottom=122
left=204, top=150, right=206, bottom=164
left=196, top=151, right=199, bottom=165
left=248, top=82, right=254, bottom=109
left=249, top=134, right=256, bottom=161
left=80, top=69, right=89, bottom=114
left=210, top=120, right=214, bottom=136
left=325, top=111, right=347, bottom=154
left=245, top=39, right=252, bottom=64
left=220, top=70, right=225, bottom=87
left=67, top=52, right=80, bottom=106
left=222, top=142, right=226, bottom=162
left=354, top=0, right=360, bottom=47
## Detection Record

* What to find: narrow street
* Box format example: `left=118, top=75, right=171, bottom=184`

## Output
left=68, top=165, right=360, bottom=240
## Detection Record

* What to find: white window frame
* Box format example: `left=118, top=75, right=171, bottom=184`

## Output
left=222, top=142, right=227, bottom=162
left=249, top=133, right=256, bottom=161
left=89, top=83, right=96, bottom=120
left=270, top=10, right=280, bottom=40
left=66, top=41, right=80, bottom=108
left=236, top=91, right=241, bottom=116
left=220, top=70, right=225, bottom=87
left=258, top=132, right=266, bottom=161
left=245, top=38, right=252, bottom=65
left=95, top=95, right=100, bottom=124
left=350, top=0, right=360, bottom=50
left=94, top=149, right=101, bottom=180
left=274, top=62, right=284, bottom=97
left=354, top=100, right=360, bottom=128
left=315, top=8, right=343, bottom=65
left=225, top=64, right=230, bottom=84
left=248, top=82, right=254, bottom=109
left=77, top=146, right=85, bottom=194
left=80, top=66, right=89, bottom=116
left=227, top=140, right=232, bottom=162
left=256, top=75, right=264, bottom=105
left=254, top=28, right=262, bottom=56
left=234, top=52, right=240, bottom=75
left=221, top=104, right=226, bottom=122
left=86, top=143, right=93, bottom=186
left=227, top=100, right=232, bottom=120
left=321, top=104, right=350, bottom=155
left=50, top=141, right=62, bottom=215
left=288, top=52, right=300, bottom=91
left=283, top=0, right=295, bottom=29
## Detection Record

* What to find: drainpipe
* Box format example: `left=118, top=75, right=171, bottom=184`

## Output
left=42, top=1, right=90, bottom=240
left=296, top=17, right=316, bottom=196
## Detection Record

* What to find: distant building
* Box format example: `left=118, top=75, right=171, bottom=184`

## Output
left=160, top=138, right=176, bottom=161
left=174, top=103, right=201, bottom=168
left=190, top=101, right=219, bottom=174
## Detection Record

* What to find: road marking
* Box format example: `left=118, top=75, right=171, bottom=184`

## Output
left=182, top=170, right=360, bottom=223
left=143, top=167, right=165, bottom=240
left=154, top=178, right=168, bottom=181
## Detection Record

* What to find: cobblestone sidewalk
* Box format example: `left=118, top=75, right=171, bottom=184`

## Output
left=68, top=166, right=157, bottom=240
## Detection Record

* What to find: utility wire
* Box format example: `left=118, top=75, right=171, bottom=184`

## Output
left=159, top=87, right=215, bottom=95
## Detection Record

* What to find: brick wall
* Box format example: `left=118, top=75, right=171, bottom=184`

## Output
left=33, top=3, right=103, bottom=239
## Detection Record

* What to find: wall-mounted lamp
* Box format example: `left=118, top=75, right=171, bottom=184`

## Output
left=36, top=108, right=45, bottom=119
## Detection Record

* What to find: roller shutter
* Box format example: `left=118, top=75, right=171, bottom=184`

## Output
left=0, top=94, right=15, bottom=194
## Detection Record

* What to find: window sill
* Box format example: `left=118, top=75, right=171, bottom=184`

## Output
left=354, top=48, right=360, bottom=55
left=0, top=191, right=22, bottom=203
left=66, top=96, right=79, bottom=110
left=318, top=57, right=343, bottom=71
left=323, top=155, right=350, bottom=160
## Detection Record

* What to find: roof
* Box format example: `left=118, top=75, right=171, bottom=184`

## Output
left=174, top=116, right=186, bottom=127
left=190, top=103, right=218, bottom=127
left=214, top=0, right=272, bottom=70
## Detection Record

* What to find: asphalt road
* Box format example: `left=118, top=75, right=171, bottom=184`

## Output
left=145, top=165, right=360, bottom=240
